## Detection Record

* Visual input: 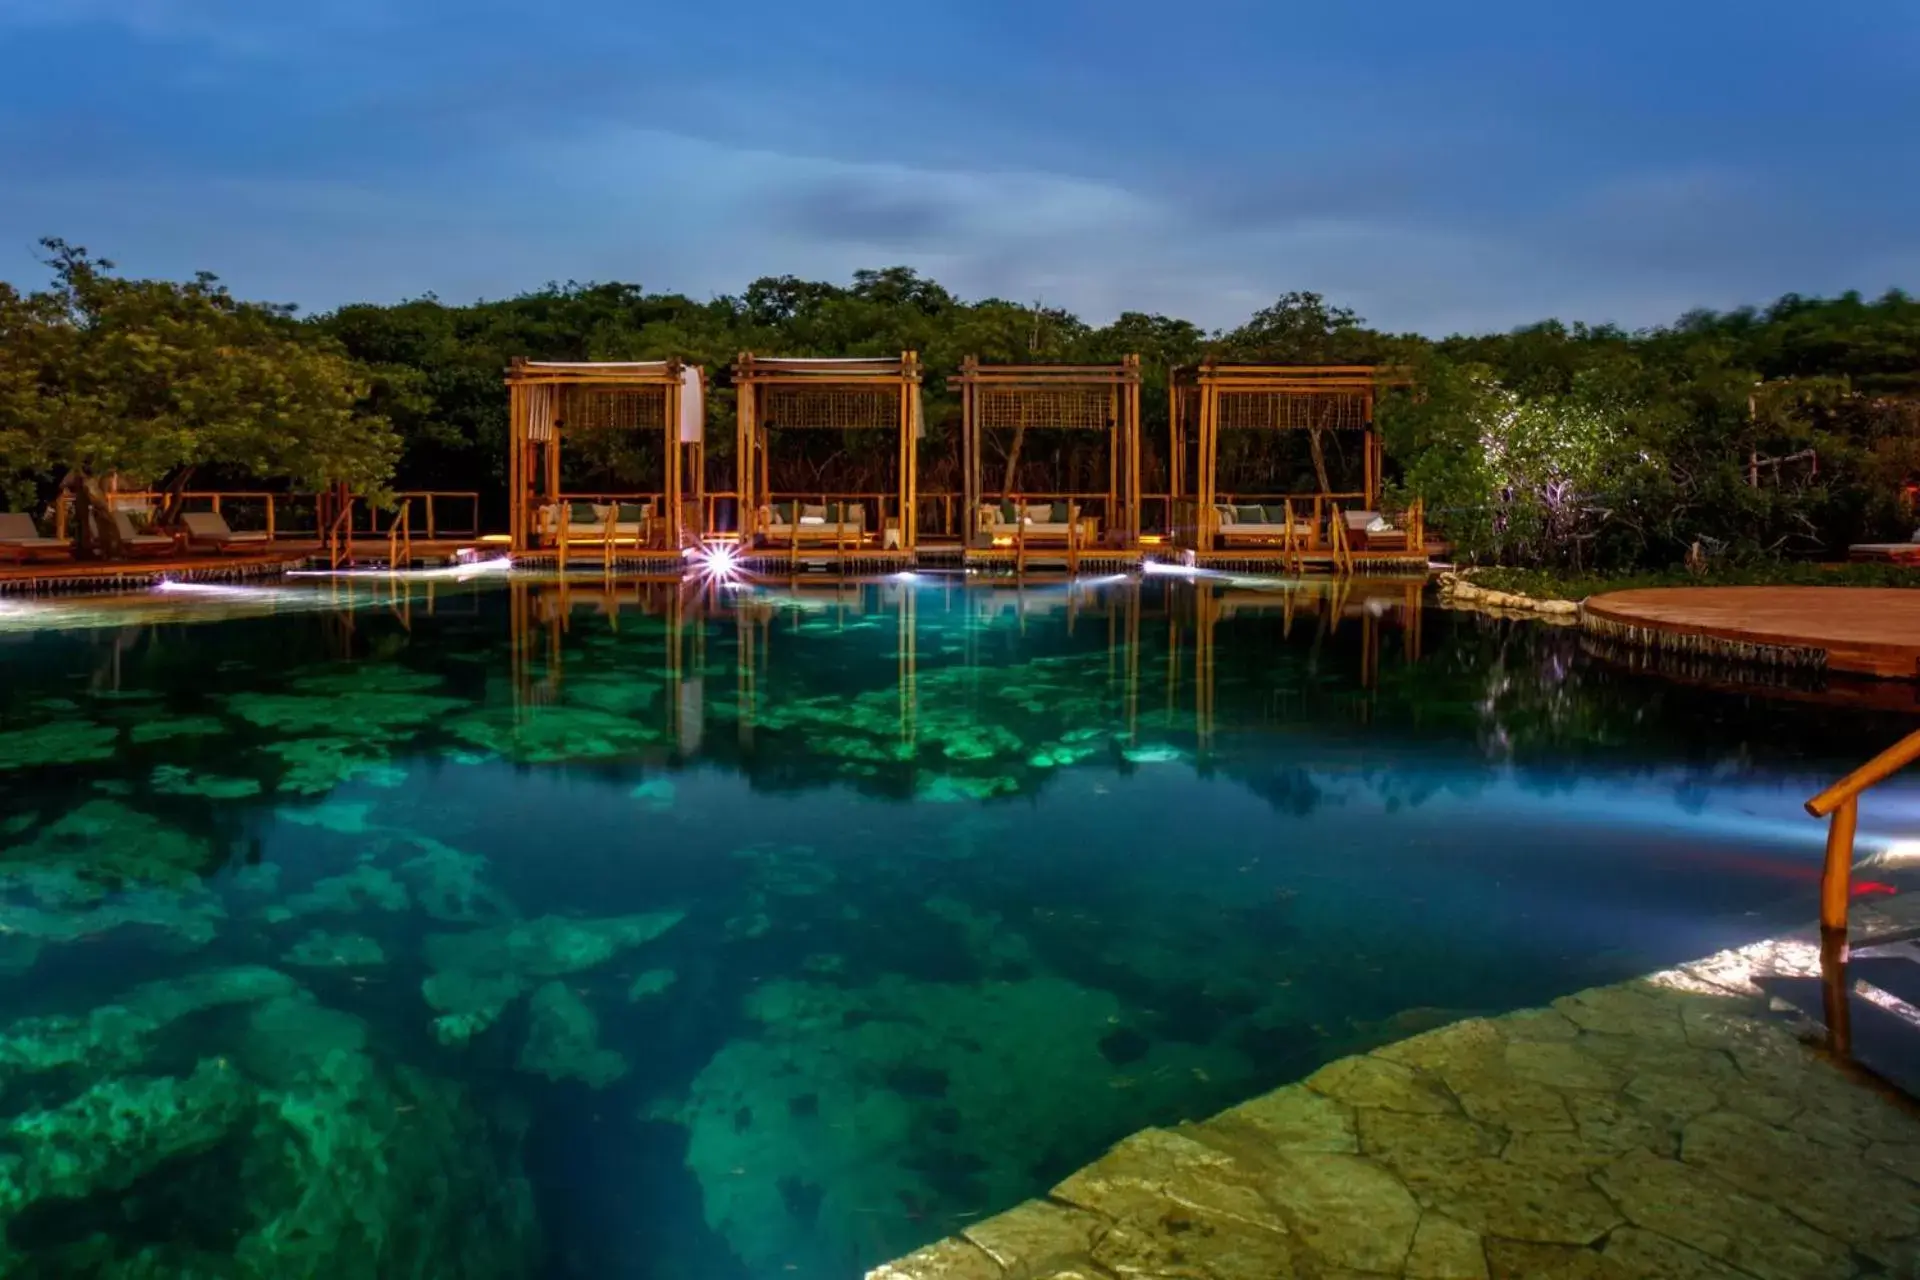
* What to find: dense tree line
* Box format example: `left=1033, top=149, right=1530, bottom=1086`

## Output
left=3, top=239, right=1916, bottom=567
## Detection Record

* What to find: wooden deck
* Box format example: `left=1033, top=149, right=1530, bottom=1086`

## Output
left=0, top=538, right=493, bottom=593
left=0, top=549, right=314, bottom=593
left=1583, top=586, right=1920, bottom=679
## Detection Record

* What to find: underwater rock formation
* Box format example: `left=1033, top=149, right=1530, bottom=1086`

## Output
left=627, top=968, right=677, bottom=1002
left=263, top=862, right=410, bottom=923
left=0, top=969, right=540, bottom=1278
left=282, top=930, right=386, bottom=968
left=422, top=911, right=684, bottom=1045
left=0, top=801, right=215, bottom=894
left=671, top=972, right=1247, bottom=1276
left=0, top=720, right=119, bottom=772
left=444, top=704, right=670, bottom=765
left=395, top=838, right=514, bottom=924
left=149, top=764, right=262, bottom=800
left=518, top=981, right=627, bottom=1088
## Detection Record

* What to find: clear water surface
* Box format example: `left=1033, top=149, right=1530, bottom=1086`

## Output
left=0, top=572, right=1915, bottom=1278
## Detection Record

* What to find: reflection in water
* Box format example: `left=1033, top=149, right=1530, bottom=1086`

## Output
left=0, top=574, right=1916, bottom=1279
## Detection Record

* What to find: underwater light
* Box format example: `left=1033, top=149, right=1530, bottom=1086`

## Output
left=688, top=542, right=741, bottom=580
left=1142, top=561, right=1225, bottom=580
left=891, top=571, right=919, bottom=582
left=154, top=579, right=272, bottom=596
left=285, top=556, right=512, bottom=582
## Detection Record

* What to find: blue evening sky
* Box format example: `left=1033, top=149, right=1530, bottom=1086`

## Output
left=1, top=0, right=1914, bottom=334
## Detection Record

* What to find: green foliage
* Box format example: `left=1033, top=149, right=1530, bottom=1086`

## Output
left=9, top=235, right=1916, bottom=571
left=0, top=241, right=399, bottom=507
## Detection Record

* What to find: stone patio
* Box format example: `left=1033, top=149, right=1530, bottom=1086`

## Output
left=870, top=900, right=1920, bottom=1280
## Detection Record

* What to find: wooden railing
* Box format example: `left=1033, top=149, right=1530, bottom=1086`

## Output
left=1806, top=728, right=1920, bottom=940
left=375, top=491, right=481, bottom=540
left=63, top=489, right=484, bottom=544
left=386, top=504, right=413, bottom=568
left=1327, top=504, right=1355, bottom=574
left=325, top=500, right=355, bottom=571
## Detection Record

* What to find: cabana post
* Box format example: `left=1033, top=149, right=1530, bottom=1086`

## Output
left=505, top=358, right=704, bottom=556
left=732, top=352, right=921, bottom=564
left=952, top=356, right=1143, bottom=566
left=1171, top=362, right=1419, bottom=568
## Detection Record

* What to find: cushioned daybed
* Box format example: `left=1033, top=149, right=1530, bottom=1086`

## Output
left=537, top=501, right=655, bottom=545
left=1211, top=503, right=1314, bottom=545
left=980, top=501, right=1092, bottom=543
left=761, top=502, right=868, bottom=543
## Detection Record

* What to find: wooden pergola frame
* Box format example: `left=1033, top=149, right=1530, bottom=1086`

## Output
left=733, top=353, right=922, bottom=552
left=1171, top=362, right=1408, bottom=553
left=505, top=358, right=701, bottom=553
left=952, top=355, right=1143, bottom=549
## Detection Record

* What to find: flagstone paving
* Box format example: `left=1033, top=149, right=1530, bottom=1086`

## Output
left=870, top=904, right=1920, bottom=1280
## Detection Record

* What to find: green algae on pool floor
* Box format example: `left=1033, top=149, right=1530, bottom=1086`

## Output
left=0, top=574, right=1915, bottom=1279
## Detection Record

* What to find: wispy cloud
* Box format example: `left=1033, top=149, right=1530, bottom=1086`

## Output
left=0, top=0, right=1914, bottom=334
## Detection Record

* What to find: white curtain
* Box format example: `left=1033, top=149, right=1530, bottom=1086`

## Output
left=680, top=365, right=705, bottom=444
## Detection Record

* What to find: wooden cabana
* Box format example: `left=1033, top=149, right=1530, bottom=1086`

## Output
left=505, top=358, right=704, bottom=556
left=732, top=353, right=922, bottom=559
left=1171, top=362, right=1418, bottom=564
left=951, top=355, right=1143, bottom=563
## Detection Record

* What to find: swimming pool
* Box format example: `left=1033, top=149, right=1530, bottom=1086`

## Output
left=0, top=574, right=1912, bottom=1277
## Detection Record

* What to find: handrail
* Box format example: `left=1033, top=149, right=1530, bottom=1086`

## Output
left=387, top=504, right=412, bottom=570
left=326, top=499, right=355, bottom=571
left=1806, top=727, right=1920, bottom=939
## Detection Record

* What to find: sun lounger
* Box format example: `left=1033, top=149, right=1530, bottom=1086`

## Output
left=179, top=511, right=272, bottom=551
left=112, top=511, right=176, bottom=558
left=1848, top=532, right=1920, bottom=563
left=0, top=512, right=71, bottom=563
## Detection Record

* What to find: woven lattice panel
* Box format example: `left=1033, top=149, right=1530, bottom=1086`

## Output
left=1218, top=391, right=1368, bottom=431
left=977, top=388, right=1110, bottom=430
left=764, top=387, right=897, bottom=430
left=565, top=385, right=668, bottom=433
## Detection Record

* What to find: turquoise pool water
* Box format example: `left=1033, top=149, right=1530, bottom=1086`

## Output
left=0, top=573, right=1914, bottom=1278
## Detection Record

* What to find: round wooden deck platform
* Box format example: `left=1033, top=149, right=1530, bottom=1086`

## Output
left=1583, top=587, right=1920, bottom=679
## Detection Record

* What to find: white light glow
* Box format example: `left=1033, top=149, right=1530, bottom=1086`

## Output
left=688, top=543, right=741, bottom=581
left=285, top=556, right=513, bottom=583
left=1142, top=561, right=1229, bottom=580
left=1859, top=839, right=1920, bottom=871
left=154, top=580, right=272, bottom=596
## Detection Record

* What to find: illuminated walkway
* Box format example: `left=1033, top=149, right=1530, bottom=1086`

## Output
left=872, top=898, right=1920, bottom=1280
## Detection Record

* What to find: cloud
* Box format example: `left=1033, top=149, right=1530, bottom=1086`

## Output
left=0, top=2, right=1914, bottom=337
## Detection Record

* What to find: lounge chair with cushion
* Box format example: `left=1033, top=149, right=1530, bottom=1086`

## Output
left=1212, top=503, right=1314, bottom=546
left=761, top=502, right=868, bottom=544
left=112, top=511, right=177, bottom=558
left=1848, top=530, right=1920, bottom=563
left=0, top=512, right=71, bottom=563
left=1342, top=509, right=1412, bottom=552
left=979, top=501, right=1091, bottom=543
left=180, top=511, right=272, bottom=551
